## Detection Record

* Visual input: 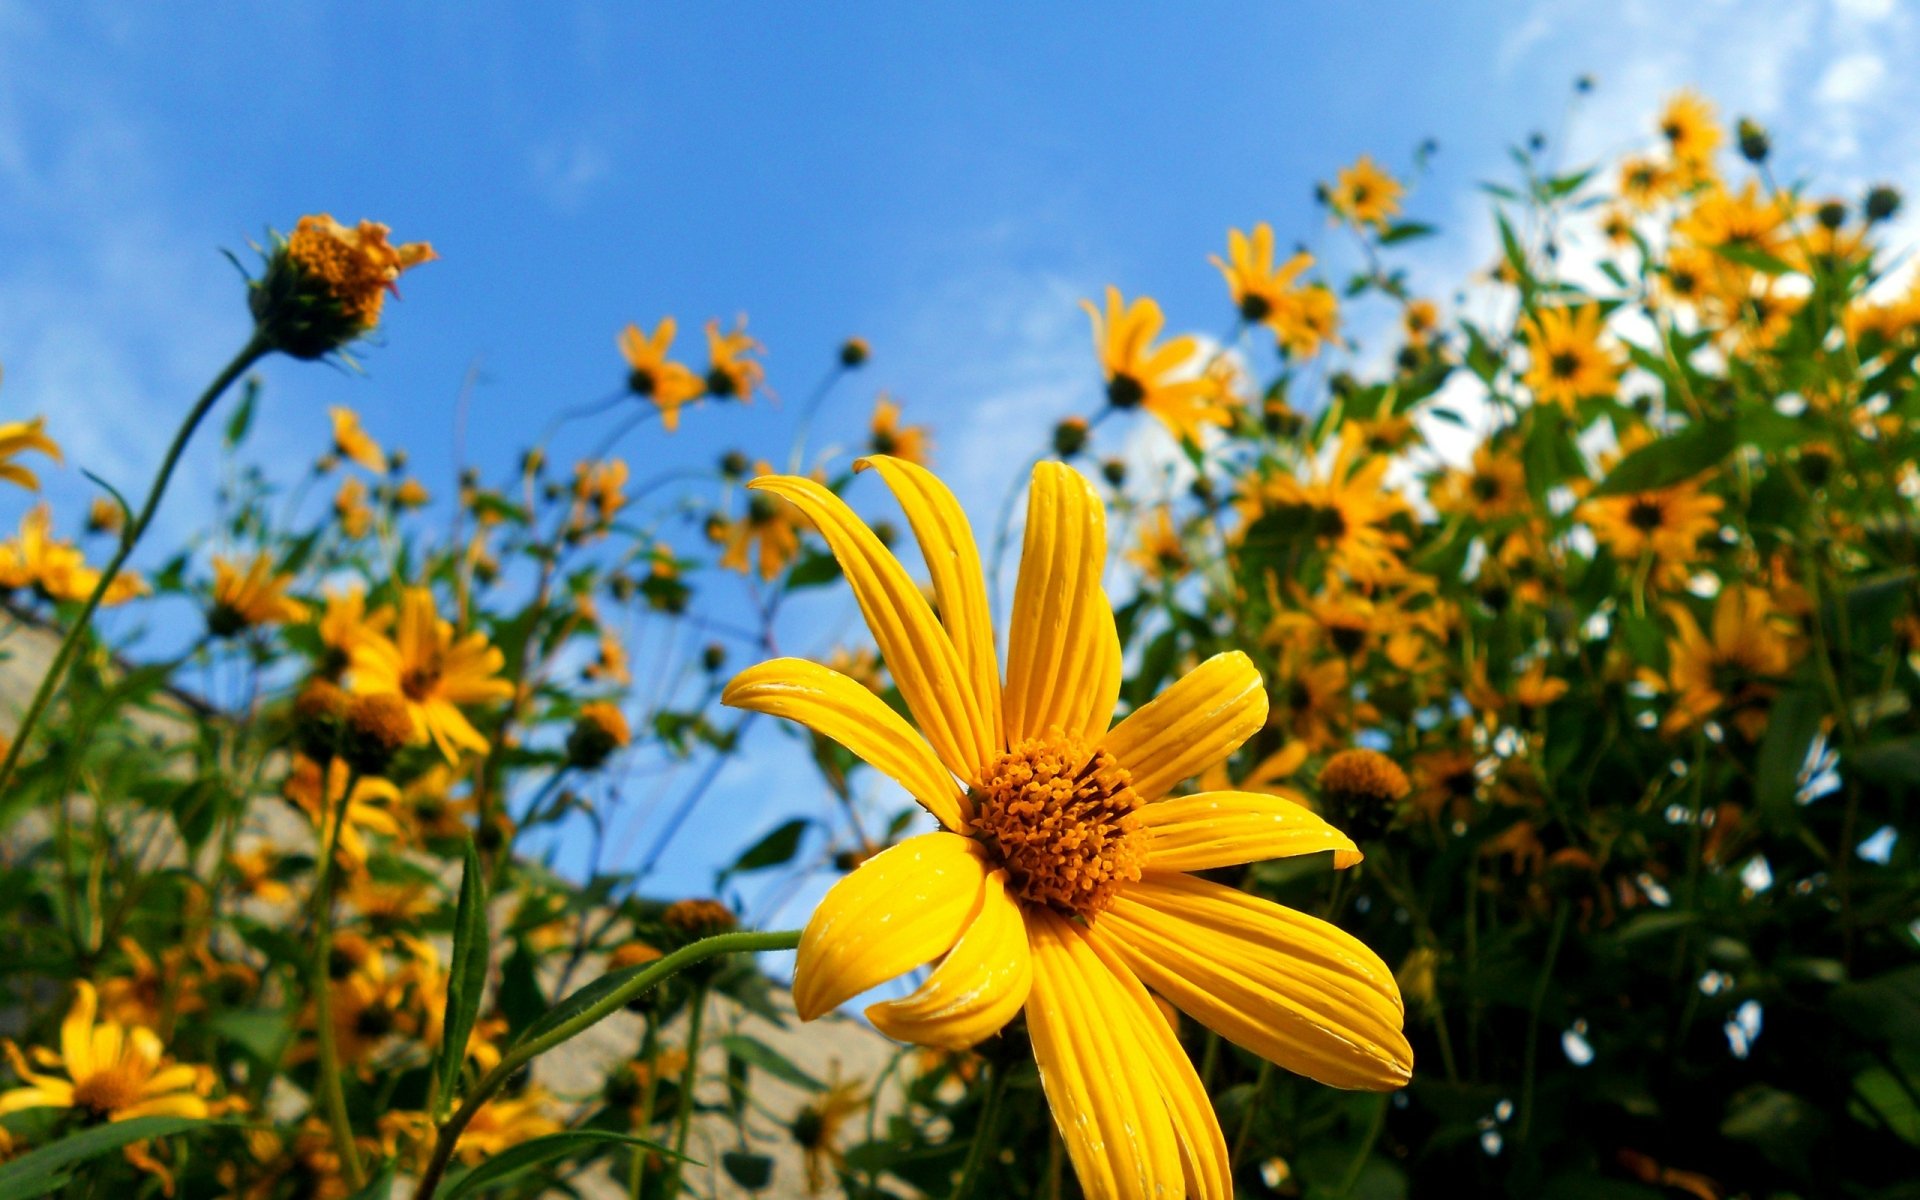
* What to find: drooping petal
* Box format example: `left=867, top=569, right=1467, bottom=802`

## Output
left=1139, top=791, right=1361, bottom=871
left=1101, top=652, right=1268, bottom=801
left=751, top=476, right=994, bottom=784
left=1003, top=463, right=1121, bottom=745
left=1082, top=924, right=1232, bottom=1200
left=1099, top=873, right=1411, bottom=1091
left=865, top=869, right=1031, bottom=1048
left=724, top=658, right=966, bottom=830
left=793, top=833, right=989, bottom=1021
left=1024, top=910, right=1183, bottom=1200
left=854, top=456, right=1003, bottom=752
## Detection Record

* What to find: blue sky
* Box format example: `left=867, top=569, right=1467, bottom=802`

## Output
left=4, top=0, right=1917, bottom=919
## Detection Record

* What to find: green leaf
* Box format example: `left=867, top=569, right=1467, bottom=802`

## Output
left=1755, top=689, right=1825, bottom=828
left=0, top=1118, right=223, bottom=1200
left=718, top=1032, right=826, bottom=1092
left=1847, top=737, right=1920, bottom=787
left=508, top=959, right=654, bottom=1053
left=1379, top=221, right=1437, bottom=245
left=344, top=1164, right=396, bottom=1200
left=1590, top=419, right=1738, bottom=496
left=441, top=1130, right=686, bottom=1200
left=1714, top=242, right=1794, bottom=276
left=224, top=376, right=261, bottom=447
left=204, top=1009, right=291, bottom=1063
left=722, top=1151, right=776, bottom=1190
left=782, top=549, right=842, bottom=590
left=436, top=838, right=491, bottom=1119
left=722, top=818, right=809, bottom=882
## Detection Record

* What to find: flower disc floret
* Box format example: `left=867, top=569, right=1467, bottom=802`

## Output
left=968, top=735, right=1144, bottom=917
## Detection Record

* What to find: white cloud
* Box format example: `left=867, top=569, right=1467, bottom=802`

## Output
left=1815, top=51, right=1887, bottom=107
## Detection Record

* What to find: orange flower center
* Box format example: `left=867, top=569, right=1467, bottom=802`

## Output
left=968, top=735, right=1143, bottom=917
left=72, top=1065, right=145, bottom=1117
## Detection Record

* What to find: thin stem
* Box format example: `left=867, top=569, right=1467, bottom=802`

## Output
left=412, top=929, right=800, bottom=1200
left=1231, top=1060, right=1274, bottom=1170
left=0, top=332, right=270, bottom=793
left=629, top=1017, right=661, bottom=1200
left=1334, top=1093, right=1389, bottom=1196
left=662, top=982, right=709, bottom=1200
left=1516, top=901, right=1569, bottom=1146
left=310, top=763, right=367, bottom=1189
left=953, top=1060, right=1007, bottom=1200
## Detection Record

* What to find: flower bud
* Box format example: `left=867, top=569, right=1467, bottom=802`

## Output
left=1865, top=185, right=1902, bottom=224
left=720, top=450, right=750, bottom=480
left=249, top=216, right=435, bottom=360
left=1051, top=416, right=1090, bottom=458
left=1318, top=748, right=1410, bottom=840
left=839, top=337, right=870, bottom=368
left=1816, top=200, right=1847, bottom=231
left=1100, top=458, right=1127, bottom=488
left=566, top=702, right=631, bottom=770
left=339, top=692, right=414, bottom=776
left=1736, top=118, right=1770, bottom=164
left=292, top=679, right=351, bottom=762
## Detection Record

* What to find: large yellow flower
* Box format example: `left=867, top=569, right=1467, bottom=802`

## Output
left=0, top=416, right=62, bottom=491
left=618, top=318, right=704, bottom=430
left=723, top=456, right=1409, bottom=1200
left=1082, top=286, right=1230, bottom=442
left=348, top=587, right=513, bottom=761
left=1522, top=304, right=1621, bottom=411
left=0, top=981, right=211, bottom=1122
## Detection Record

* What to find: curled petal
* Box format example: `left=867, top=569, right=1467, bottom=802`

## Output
left=1004, top=463, right=1121, bottom=745
left=793, top=833, right=988, bottom=1021
left=724, top=658, right=965, bottom=830
left=865, top=870, right=1031, bottom=1048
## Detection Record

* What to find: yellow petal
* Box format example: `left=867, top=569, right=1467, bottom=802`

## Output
left=61, top=981, right=97, bottom=1080
left=793, top=833, right=988, bottom=1021
left=854, top=455, right=1003, bottom=753
left=724, top=658, right=966, bottom=830
left=1024, top=909, right=1183, bottom=1200
left=1003, top=462, right=1120, bottom=745
left=865, top=869, right=1031, bottom=1049
left=1101, top=652, right=1268, bottom=801
left=1099, top=873, right=1412, bottom=1091
left=751, top=475, right=994, bottom=784
left=1082, top=925, right=1232, bottom=1200
left=1140, top=791, right=1361, bottom=871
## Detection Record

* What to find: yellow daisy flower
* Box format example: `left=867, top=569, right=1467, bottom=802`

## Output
left=0, top=416, right=62, bottom=491
left=348, top=587, right=513, bottom=761
left=1579, top=481, right=1723, bottom=564
left=1082, top=286, right=1230, bottom=441
left=712, top=461, right=807, bottom=580
left=1328, top=155, right=1404, bottom=229
left=1521, top=304, right=1621, bottom=412
left=723, top=456, right=1409, bottom=1200
left=703, top=317, right=766, bottom=401
left=210, top=553, right=310, bottom=634
left=868, top=394, right=931, bottom=466
left=284, top=214, right=437, bottom=332
left=619, top=318, right=704, bottom=430
left=329, top=406, right=388, bottom=473
left=0, top=981, right=212, bottom=1122
left=1658, top=90, right=1722, bottom=176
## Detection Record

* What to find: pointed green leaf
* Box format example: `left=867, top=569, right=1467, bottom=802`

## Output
left=440, top=1130, right=686, bottom=1200
left=435, top=838, right=491, bottom=1119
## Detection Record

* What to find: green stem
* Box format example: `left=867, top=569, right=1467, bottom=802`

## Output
left=1335, top=1093, right=1389, bottom=1195
left=1516, top=901, right=1569, bottom=1146
left=629, top=1017, right=660, bottom=1200
left=0, top=333, right=269, bottom=793
left=1230, top=1060, right=1274, bottom=1170
left=953, top=1060, right=1007, bottom=1200
left=413, top=929, right=800, bottom=1200
left=311, top=763, right=366, bottom=1189
left=662, top=982, right=709, bottom=1200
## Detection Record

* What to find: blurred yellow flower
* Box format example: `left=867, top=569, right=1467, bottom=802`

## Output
left=1580, top=481, right=1723, bottom=564
left=1082, top=285, right=1229, bottom=441
left=334, top=475, right=373, bottom=538
left=329, top=406, right=388, bottom=473
left=285, top=754, right=403, bottom=866
left=1247, top=424, right=1408, bottom=584
left=703, top=317, right=765, bottom=401
left=713, top=462, right=806, bottom=580
left=1656, top=585, right=1797, bottom=737
left=868, top=394, right=931, bottom=466
left=0, top=981, right=212, bottom=1122
left=211, top=553, right=309, bottom=635
left=348, top=587, right=513, bottom=761
left=1126, top=507, right=1190, bottom=582
left=1522, top=304, right=1621, bottom=411
left=724, top=456, right=1406, bottom=1200
left=1328, top=154, right=1404, bottom=229
left=619, top=318, right=704, bottom=430
left=0, top=417, right=61, bottom=491
left=1658, top=90, right=1722, bottom=176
